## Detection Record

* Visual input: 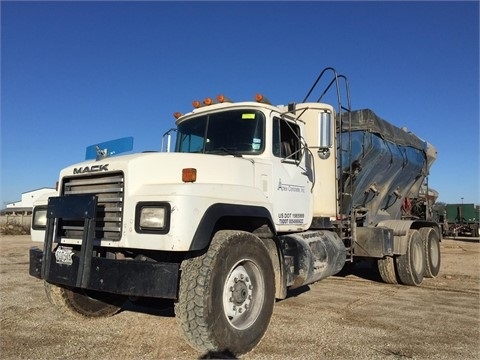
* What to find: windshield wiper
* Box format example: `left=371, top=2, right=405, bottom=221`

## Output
left=208, top=147, right=243, bottom=157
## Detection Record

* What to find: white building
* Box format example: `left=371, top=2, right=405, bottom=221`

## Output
left=4, top=188, right=56, bottom=214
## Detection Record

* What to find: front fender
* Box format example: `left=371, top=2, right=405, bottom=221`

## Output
left=189, top=203, right=274, bottom=251
left=377, top=220, right=415, bottom=255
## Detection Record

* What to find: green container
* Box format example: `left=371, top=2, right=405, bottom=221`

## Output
left=445, top=204, right=479, bottom=224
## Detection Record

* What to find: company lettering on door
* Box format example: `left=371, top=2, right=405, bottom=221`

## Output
left=278, top=212, right=305, bottom=225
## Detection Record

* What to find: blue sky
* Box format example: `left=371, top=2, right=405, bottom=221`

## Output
left=1, top=1, right=479, bottom=206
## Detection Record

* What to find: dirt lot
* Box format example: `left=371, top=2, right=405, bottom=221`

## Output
left=1, top=235, right=478, bottom=360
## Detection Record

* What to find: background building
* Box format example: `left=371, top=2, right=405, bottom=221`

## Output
left=2, top=188, right=56, bottom=215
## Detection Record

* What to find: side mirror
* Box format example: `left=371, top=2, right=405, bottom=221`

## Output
left=318, top=111, right=332, bottom=159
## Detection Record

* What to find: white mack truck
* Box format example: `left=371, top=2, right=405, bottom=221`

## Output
left=29, top=68, right=441, bottom=355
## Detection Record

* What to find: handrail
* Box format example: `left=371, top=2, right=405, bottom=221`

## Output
left=302, top=67, right=355, bottom=258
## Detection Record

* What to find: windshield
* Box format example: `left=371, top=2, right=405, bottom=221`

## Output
left=175, top=109, right=265, bottom=155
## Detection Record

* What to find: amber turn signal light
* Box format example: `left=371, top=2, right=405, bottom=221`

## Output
left=182, top=168, right=197, bottom=183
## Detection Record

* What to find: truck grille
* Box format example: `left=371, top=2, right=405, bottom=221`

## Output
left=61, top=173, right=124, bottom=241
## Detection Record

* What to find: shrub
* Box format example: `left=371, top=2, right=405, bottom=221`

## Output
left=0, top=223, right=30, bottom=235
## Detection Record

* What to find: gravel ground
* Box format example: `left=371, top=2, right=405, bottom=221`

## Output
left=0, top=235, right=479, bottom=359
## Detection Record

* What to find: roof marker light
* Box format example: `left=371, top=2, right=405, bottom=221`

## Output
left=255, top=93, right=272, bottom=105
left=192, top=100, right=202, bottom=108
left=217, top=94, right=233, bottom=103
left=203, top=97, right=214, bottom=106
left=173, top=112, right=183, bottom=119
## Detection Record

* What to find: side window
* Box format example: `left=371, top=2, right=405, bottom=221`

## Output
left=272, top=118, right=301, bottom=161
left=176, top=115, right=207, bottom=153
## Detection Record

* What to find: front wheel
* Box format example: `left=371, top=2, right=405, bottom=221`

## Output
left=175, top=230, right=275, bottom=355
left=377, top=256, right=398, bottom=284
left=44, top=281, right=126, bottom=318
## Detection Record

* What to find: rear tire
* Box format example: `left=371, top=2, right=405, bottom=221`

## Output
left=395, top=230, right=425, bottom=286
left=44, top=281, right=126, bottom=318
left=419, top=227, right=441, bottom=278
left=175, top=230, right=275, bottom=355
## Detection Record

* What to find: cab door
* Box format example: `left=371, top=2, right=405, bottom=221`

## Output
left=271, top=117, right=313, bottom=231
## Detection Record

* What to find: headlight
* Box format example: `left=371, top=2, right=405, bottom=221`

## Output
left=32, top=205, right=47, bottom=230
left=135, top=202, right=170, bottom=234
left=32, top=206, right=48, bottom=230
left=140, top=207, right=166, bottom=228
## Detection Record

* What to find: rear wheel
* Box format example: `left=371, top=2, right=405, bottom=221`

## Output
left=175, top=230, right=275, bottom=355
left=419, top=227, right=441, bottom=278
left=44, top=281, right=126, bottom=318
left=395, top=230, right=425, bottom=286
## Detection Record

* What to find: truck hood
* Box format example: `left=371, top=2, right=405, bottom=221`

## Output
left=59, top=152, right=256, bottom=189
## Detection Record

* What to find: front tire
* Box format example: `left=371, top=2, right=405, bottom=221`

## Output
left=175, top=230, right=275, bottom=355
left=44, top=281, right=126, bottom=318
left=395, top=230, right=425, bottom=286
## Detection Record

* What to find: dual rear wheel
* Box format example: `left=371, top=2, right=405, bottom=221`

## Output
left=377, top=227, right=441, bottom=286
left=420, top=227, right=441, bottom=278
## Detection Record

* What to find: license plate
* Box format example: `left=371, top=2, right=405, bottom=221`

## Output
left=55, top=246, right=74, bottom=266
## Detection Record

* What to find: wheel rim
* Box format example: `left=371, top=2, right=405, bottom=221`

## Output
left=223, top=260, right=265, bottom=330
left=412, top=239, right=424, bottom=274
left=429, top=236, right=440, bottom=268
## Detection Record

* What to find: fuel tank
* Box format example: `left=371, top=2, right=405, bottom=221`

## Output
left=280, top=230, right=346, bottom=289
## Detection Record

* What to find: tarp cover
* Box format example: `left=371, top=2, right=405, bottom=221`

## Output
left=340, top=109, right=426, bottom=152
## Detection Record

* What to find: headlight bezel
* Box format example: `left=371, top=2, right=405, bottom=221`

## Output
left=135, top=202, right=171, bottom=234
left=32, top=205, right=48, bottom=230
